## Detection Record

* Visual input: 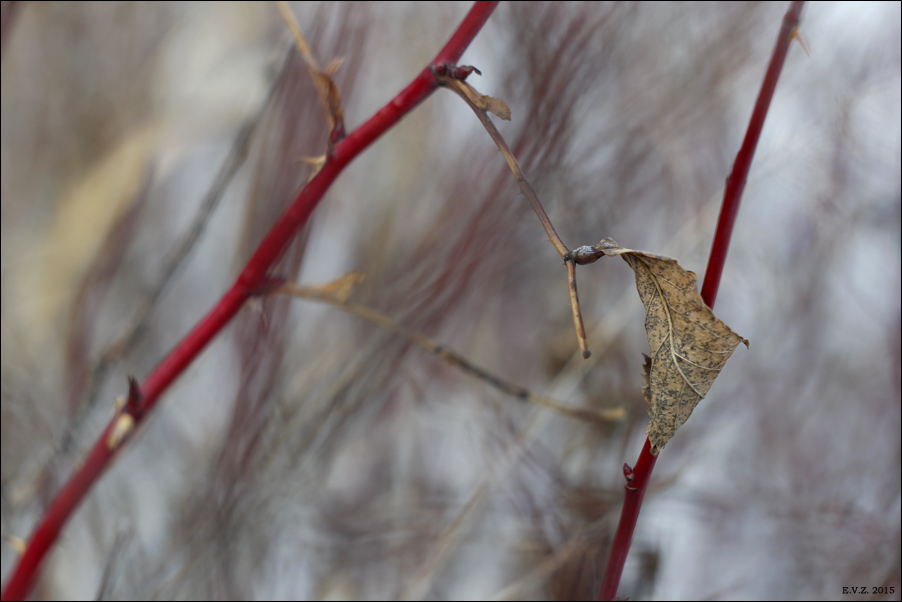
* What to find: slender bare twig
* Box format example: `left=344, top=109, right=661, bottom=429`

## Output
left=437, top=75, right=592, bottom=358
left=439, top=77, right=568, bottom=258
left=276, top=280, right=625, bottom=424
left=275, top=0, right=317, bottom=69
left=565, top=259, right=590, bottom=359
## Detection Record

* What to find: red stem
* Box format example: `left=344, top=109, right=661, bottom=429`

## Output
left=700, top=1, right=806, bottom=307
left=1, top=3, right=498, bottom=600
left=598, top=3, right=805, bottom=600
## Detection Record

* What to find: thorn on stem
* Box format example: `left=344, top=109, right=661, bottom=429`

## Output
left=789, top=26, right=811, bottom=57
left=330, top=123, right=346, bottom=145
left=432, top=63, right=482, bottom=81
left=127, top=376, right=142, bottom=407
left=248, top=276, right=288, bottom=297
left=623, top=463, right=634, bottom=481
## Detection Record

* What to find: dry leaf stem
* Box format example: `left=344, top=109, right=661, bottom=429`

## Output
left=0, top=4, right=500, bottom=599
left=439, top=76, right=592, bottom=358
left=276, top=281, right=624, bottom=424
left=438, top=78, right=568, bottom=259
left=276, top=1, right=346, bottom=143
left=598, top=2, right=806, bottom=599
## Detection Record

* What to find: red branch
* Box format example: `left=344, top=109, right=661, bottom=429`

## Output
left=0, top=3, right=498, bottom=600
left=598, top=2, right=805, bottom=600
left=700, top=1, right=806, bottom=307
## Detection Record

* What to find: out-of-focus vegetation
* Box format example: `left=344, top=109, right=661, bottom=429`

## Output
left=2, top=2, right=899, bottom=599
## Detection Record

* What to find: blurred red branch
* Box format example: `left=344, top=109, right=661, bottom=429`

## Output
left=598, top=2, right=805, bottom=600
left=0, top=3, right=498, bottom=599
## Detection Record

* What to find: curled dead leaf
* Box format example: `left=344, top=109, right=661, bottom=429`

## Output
left=314, top=69, right=345, bottom=132
left=597, top=238, right=748, bottom=451
left=444, top=78, right=511, bottom=121
left=295, top=272, right=365, bottom=303
left=481, top=95, right=511, bottom=120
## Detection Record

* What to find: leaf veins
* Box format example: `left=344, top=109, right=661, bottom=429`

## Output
left=597, top=238, right=749, bottom=452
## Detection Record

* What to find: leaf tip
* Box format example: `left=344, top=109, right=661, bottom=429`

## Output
left=483, top=95, right=511, bottom=120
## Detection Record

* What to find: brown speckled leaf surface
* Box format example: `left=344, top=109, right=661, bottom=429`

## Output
left=598, top=238, right=749, bottom=451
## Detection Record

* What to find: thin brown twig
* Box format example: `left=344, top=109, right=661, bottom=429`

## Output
left=276, top=280, right=624, bottom=424
left=275, top=1, right=317, bottom=70
left=439, top=77, right=568, bottom=258
left=565, top=259, right=591, bottom=358
left=276, top=1, right=345, bottom=141
left=438, top=75, right=592, bottom=358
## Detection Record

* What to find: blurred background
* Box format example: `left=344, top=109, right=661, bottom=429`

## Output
left=1, top=2, right=899, bottom=599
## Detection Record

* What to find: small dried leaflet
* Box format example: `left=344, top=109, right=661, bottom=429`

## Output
left=596, top=238, right=749, bottom=451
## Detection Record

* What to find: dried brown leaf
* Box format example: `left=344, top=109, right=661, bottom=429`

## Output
left=449, top=79, right=511, bottom=120
left=303, top=271, right=365, bottom=303
left=481, top=95, right=511, bottom=120
left=314, top=69, right=345, bottom=130
left=598, top=238, right=748, bottom=451
left=276, top=0, right=345, bottom=133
